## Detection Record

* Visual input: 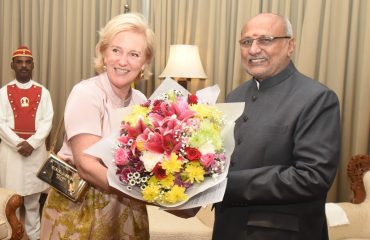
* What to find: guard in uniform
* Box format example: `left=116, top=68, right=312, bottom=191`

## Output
left=0, top=46, right=54, bottom=240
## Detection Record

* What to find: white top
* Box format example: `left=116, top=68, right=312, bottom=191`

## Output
left=58, top=72, right=147, bottom=164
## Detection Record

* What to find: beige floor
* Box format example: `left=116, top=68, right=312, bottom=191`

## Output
left=148, top=205, right=214, bottom=240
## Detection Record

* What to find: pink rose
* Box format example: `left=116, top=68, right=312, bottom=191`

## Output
left=200, top=153, right=216, bottom=168
left=115, top=148, right=129, bottom=166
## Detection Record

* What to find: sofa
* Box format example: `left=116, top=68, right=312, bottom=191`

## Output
left=327, top=154, right=370, bottom=240
left=0, top=188, right=24, bottom=240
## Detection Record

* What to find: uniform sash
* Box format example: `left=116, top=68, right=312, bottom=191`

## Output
left=7, top=84, right=42, bottom=139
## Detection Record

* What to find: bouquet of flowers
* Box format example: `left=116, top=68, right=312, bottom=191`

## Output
left=86, top=78, right=244, bottom=209
left=114, top=88, right=226, bottom=205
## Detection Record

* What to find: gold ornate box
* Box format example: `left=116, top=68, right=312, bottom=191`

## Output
left=37, top=153, right=88, bottom=202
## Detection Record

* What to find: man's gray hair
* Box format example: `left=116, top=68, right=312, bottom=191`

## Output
left=284, top=16, right=293, bottom=37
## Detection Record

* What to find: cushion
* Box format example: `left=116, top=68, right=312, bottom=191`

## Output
left=0, top=219, right=8, bottom=239
left=0, top=188, right=17, bottom=240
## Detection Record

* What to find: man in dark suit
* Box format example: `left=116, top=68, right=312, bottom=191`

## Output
left=212, top=13, right=340, bottom=240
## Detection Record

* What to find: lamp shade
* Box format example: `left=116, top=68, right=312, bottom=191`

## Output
left=159, top=45, right=207, bottom=79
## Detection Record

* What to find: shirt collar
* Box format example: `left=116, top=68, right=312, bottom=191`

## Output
left=15, top=79, right=33, bottom=89
left=254, top=61, right=296, bottom=90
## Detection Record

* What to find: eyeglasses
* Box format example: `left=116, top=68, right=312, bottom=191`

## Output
left=239, top=36, right=291, bottom=48
left=108, top=45, right=143, bottom=62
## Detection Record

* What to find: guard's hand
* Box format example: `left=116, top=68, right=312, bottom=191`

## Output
left=17, top=141, right=34, bottom=157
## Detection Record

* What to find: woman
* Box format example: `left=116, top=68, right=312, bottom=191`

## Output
left=40, top=13, right=154, bottom=240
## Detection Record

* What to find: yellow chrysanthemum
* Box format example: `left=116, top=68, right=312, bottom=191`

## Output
left=184, top=162, right=205, bottom=183
left=159, top=174, right=175, bottom=189
left=161, top=152, right=182, bottom=174
left=147, top=175, right=159, bottom=185
left=123, top=105, right=150, bottom=125
left=190, top=104, right=222, bottom=121
left=142, top=183, right=161, bottom=203
left=164, top=185, right=188, bottom=204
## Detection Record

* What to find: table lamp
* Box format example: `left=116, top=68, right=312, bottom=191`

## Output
left=159, top=44, right=207, bottom=89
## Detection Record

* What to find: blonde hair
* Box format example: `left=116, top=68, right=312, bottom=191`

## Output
left=94, top=13, right=155, bottom=80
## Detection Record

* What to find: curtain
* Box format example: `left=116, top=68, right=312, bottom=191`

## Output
left=0, top=0, right=144, bottom=148
left=0, top=0, right=369, bottom=202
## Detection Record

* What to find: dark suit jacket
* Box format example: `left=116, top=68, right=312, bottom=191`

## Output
left=213, top=62, right=340, bottom=240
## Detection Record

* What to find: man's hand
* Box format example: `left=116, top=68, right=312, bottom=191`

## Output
left=165, top=207, right=201, bottom=219
left=17, top=141, right=34, bottom=157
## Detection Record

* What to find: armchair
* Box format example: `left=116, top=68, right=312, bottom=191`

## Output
left=328, top=154, right=370, bottom=240
left=0, top=188, right=24, bottom=240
